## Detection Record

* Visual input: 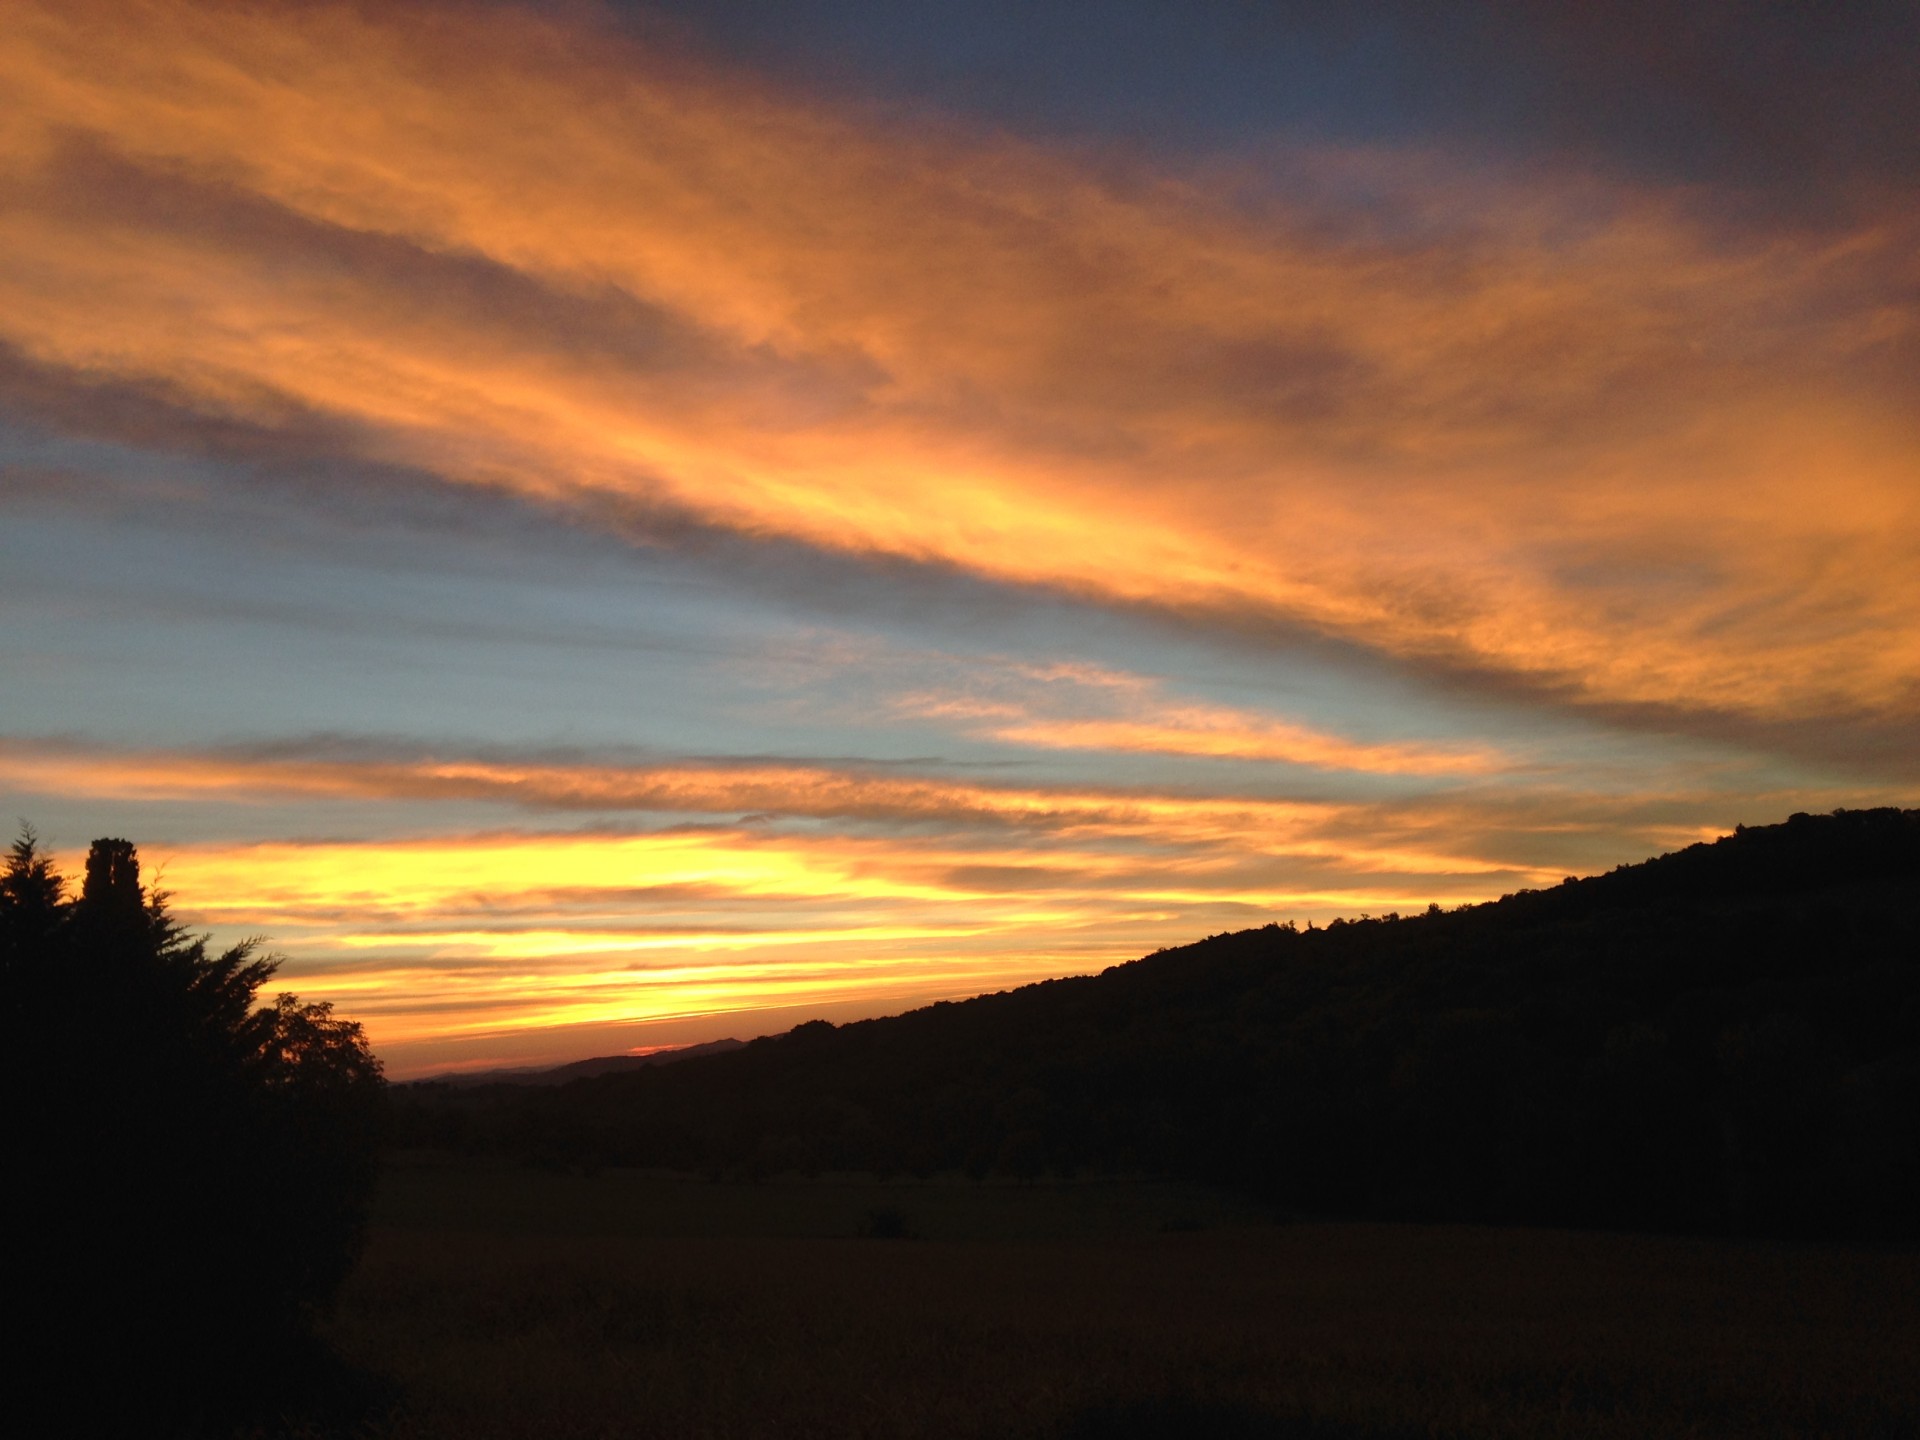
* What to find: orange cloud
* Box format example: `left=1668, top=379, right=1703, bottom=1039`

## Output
left=900, top=661, right=1506, bottom=774
left=2, top=0, right=1916, bottom=729
left=0, top=736, right=1489, bottom=871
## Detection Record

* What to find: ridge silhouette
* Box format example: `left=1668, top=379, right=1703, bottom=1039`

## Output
left=398, top=808, right=1920, bottom=1239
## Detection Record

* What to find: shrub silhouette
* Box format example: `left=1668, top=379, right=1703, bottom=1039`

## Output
left=856, top=1205, right=915, bottom=1239
left=2, top=831, right=385, bottom=1430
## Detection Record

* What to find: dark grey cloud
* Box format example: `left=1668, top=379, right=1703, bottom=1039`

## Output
left=623, top=0, right=1919, bottom=220
left=1478, top=1, right=1920, bottom=206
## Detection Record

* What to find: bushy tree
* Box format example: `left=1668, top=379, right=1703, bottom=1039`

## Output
left=2, top=831, right=385, bottom=1430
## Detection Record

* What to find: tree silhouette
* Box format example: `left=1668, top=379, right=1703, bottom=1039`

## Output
left=3, top=831, right=385, bottom=1430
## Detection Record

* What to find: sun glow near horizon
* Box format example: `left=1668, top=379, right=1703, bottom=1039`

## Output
left=10, top=736, right=1810, bottom=1072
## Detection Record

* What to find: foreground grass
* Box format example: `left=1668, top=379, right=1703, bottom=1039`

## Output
left=322, top=1155, right=1920, bottom=1439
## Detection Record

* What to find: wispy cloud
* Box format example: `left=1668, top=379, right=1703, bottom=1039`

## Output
left=0, top=734, right=1459, bottom=858
left=898, top=661, right=1506, bottom=775
left=4, top=0, right=1915, bottom=727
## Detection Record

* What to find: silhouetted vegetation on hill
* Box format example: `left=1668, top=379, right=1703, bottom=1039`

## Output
left=397, top=809, right=1920, bottom=1240
left=426, top=1036, right=748, bottom=1087
left=2, top=833, right=387, bottom=1431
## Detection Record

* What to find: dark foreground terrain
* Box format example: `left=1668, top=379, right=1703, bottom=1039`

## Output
left=321, top=1154, right=1920, bottom=1440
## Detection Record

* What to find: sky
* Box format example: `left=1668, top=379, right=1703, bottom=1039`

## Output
left=2, top=0, right=1916, bottom=1075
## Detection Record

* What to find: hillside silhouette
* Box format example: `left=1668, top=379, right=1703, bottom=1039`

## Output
left=397, top=809, right=1920, bottom=1239
left=426, top=1036, right=747, bottom=1088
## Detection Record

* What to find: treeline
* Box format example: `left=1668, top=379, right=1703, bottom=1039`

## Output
left=396, top=809, right=1920, bottom=1240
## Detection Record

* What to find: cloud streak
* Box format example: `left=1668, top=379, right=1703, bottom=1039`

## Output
left=0, top=735, right=1475, bottom=863
left=898, top=661, right=1507, bottom=775
left=3, top=0, right=1916, bottom=730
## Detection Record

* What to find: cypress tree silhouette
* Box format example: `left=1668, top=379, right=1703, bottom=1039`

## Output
left=2, top=832, right=385, bottom=1432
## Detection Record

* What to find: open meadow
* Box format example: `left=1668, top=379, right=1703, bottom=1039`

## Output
left=320, top=1154, right=1920, bottom=1439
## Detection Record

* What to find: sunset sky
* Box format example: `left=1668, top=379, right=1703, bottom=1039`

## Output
left=3, top=0, right=1916, bottom=1075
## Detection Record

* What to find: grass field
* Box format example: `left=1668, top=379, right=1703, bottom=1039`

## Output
left=320, top=1154, right=1920, bottom=1439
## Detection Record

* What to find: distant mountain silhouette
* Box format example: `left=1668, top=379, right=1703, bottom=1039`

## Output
left=395, top=809, right=1920, bottom=1239
left=418, top=1038, right=747, bottom=1088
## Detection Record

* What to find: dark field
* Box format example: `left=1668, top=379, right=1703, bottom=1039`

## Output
left=320, top=1155, right=1920, bottom=1439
